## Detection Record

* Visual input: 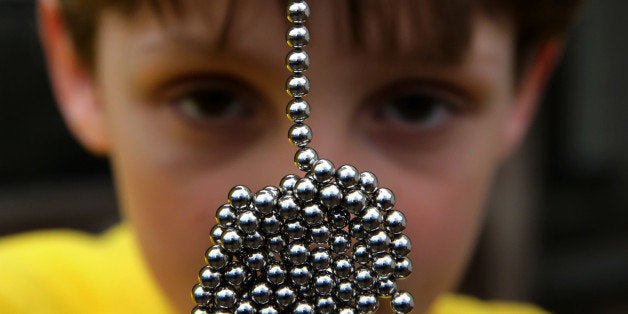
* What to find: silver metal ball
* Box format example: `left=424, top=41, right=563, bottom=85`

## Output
left=333, top=258, right=354, bottom=279
left=210, top=224, right=224, bottom=245
left=245, top=251, right=266, bottom=271
left=302, top=203, right=324, bottom=226
left=330, top=231, right=351, bottom=254
left=286, top=242, right=310, bottom=265
left=336, top=165, right=360, bottom=189
left=264, top=185, right=282, bottom=198
left=356, top=294, right=379, bottom=313
left=338, top=308, right=356, bottom=314
left=394, top=256, right=413, bottom=279
left=244, top=231, right=265, bottom=250
left=349, top=218, right=367, bottom=241
left=253, top=189, right=277, bottom=215
left=286, top=48, right=310, bottom=73
left=368, top=230, right=391, bottom=254
left=294, top=177, right=317, bottom=202
left=234, top=301, right=256, bottom=314
left=205, top=245, right=230, bottom=270
left=359, top=171, right=379, bottom=194
left=374, top=188, right=396, bottom=211
left=267, top=234, right=287, bottom=252
left=391, top=291, right=415, bottom=313
left=373, top=254, right=395, bottom=277
left=385, top=210, right=407, bottom=234
left=267, top=263, right=287, bottom=285
left=285, top=220, right=307, bottom=240
left=354, top=267, right=375, bottom=290
left=286, top=74, right=310, bottom=98
left=275, top=286, right=297, bottom=307
left=261, top=214, right=282, bottom=235
left=224, top=265, right=248, bottom=286
left=192, top=283, right=211, bottom=305
left=336, top=281, right=356, bottom=302
left=316, top=296, right=337, bottom=313
left=216, top=204, right=237, bottom=227
left=309, top=224, right=331, bottom=243
left=277, top=195, right=300, bottom=221
left=294, top=146, right=317, bottom=171
left=310, top=247, right=332, bottom=270
left=215, top=287, right=238, bottom=309
left=293, top=303, right=315, bottom=314
left=298, top=284, right=316, bottom=299
left=220, top=228, right=244, bottom=253
left=361, top=206, right=384, bottom=231
left=329, top=207, right=350, bottom=229
left=237, top=210, right=260, bottom=234
left=199, top=265, right=221, bottom=290
left=286, top=24, right=310, bottom=48
left=280, top=174, right=300, bottom=194
left=251, top=283, right=273, bottom=305
left=313, top=273, right=335, bottom=295
left=290, top=265, right=312, bottom=286
left=319, top=184, right=343, bottom=208
left=258, top=305, right=279, bottom=314
left=391, top=234, right=412, bottom=257
left=343, top=189, right=367, bottom=214
left=352, top=243, right=371, bottom=265
left=375, top=276, right=398, bottom=298
left=287, top=1, right=310, bottom=23
left=288, top=123, right=313, bottom=147
left=311, top=159, right=335, bottom=183
left=228, top=185, right=252, bottom=209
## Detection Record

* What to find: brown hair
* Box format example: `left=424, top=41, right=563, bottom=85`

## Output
left=58, top=0, right=582, bottom=73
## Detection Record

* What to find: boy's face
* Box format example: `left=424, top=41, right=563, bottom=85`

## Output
left=46, top=1, right=546, bottom=313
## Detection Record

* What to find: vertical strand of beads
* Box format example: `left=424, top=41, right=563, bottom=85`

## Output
left=286, top=0, right=317, bottom=171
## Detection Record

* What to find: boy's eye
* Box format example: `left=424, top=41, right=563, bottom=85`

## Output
left=359, top=80, right=471, bottom=149
left=177, top=88, right=246, bottom=121
left=165, top=76, right=266, bottom=129
left=369, top=82, right=463, bottom=134
left=378, top=93, right=451, bottom=130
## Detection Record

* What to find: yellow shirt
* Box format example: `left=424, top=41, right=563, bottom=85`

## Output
left=0, top=226, right=547, bottom=314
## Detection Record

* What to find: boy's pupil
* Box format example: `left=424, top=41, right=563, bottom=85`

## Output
left=390, top=95, right=436, bottom=122
left=194, top=89, right=239, bottom=116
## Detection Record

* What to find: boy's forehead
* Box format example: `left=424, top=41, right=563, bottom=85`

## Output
left=130, top=0, right=475, bottom=65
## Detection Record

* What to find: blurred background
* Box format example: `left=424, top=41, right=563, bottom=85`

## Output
left=1, top=0, right=626, bottom=313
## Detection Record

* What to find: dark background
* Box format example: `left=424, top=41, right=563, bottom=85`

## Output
left=1, top=1, right=627, bottom=313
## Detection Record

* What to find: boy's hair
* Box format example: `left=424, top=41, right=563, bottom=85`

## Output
left=58, top=0, right=582, bottom=74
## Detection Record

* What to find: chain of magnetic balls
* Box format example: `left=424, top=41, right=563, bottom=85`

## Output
left=191, top=1, right=414, bottom=313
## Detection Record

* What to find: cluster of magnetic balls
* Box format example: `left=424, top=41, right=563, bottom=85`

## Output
left=192, top=156, right=414, bottom=313
left=192, top=0, right=414, bottom=312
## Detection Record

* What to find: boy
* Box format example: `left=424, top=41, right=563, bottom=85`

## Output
left=0, top=0, right=581, bottom=313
